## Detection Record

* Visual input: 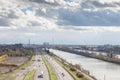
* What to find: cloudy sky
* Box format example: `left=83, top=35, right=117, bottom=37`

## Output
left=0, top=0, right=120, bottom=45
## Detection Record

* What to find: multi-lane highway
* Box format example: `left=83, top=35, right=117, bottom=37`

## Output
left=15, top=51, right=49, bottom=80
left=45, top=55, right=74, bottom=80
left=14, top=50, right=49, bottom=80
left=34, top=51, right=49, bottom=80
left=1, top=49, right=49, bottom=80
left=1, top=58, right=36, bottom=80
left=1, top=49, right=74, bottom=80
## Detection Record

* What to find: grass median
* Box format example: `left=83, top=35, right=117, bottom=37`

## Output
left=9, top=76, right=17, bottom=80
left=42, top=55, right=57, bottom=80
left=23, top=69, right=36, bottom=80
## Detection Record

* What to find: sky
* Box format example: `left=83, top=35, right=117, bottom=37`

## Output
left=0, top=0, right=120, bottom=45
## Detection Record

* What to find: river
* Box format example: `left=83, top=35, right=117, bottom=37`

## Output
left=50, top=49, right=120, bottom=80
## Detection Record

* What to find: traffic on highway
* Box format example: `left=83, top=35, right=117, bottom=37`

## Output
left=0, top=48, right=75, bottom=80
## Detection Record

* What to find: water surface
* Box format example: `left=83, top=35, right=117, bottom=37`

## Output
left=50, top=49, right=120, bottom=80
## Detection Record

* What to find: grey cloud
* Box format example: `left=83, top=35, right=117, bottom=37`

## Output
left=7, top=10, right=19, bottom=19
left=0, top=9, right=19, bottom=27
left=115, top=2, right=120, bottom=6
left=36, top=8, right=58, bottom=19
left=0, top=11, right=18, bottom=19
left=29, top=0, right=59, bottom=6
left=33, top=0, right=120, bottom=26
left=1, top=0, right=120, bottom=29
left=29, top=21, right=41, bottom=26
left=59, top=26, right=88, bottom=31
left=81, top=0, right=120, bottom=9
left=0, top=18, right=10, bottom=26
left=29, top=0, right=120, bottom=9
left=56, top=8, right=120, bottom=26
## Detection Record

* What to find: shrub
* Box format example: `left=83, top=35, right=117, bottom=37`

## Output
left=70, top=67, right=76, bottom=71
left=74, top=64, right=81, bottom=70
left=76, top=72, right=83, bottom=78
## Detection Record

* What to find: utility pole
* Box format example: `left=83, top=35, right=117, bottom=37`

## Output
left=52, top=38, right=54, bottom=46
left=28, top=39, right=30, bottom=48
left=104, top=75, right=106, bottom=80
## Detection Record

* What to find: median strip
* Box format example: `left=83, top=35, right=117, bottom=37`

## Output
left=9, top=76, right=17, bottom=80
left=42, top=55, right=57, bottom=80
left=23, top=69, right=36, bottom=80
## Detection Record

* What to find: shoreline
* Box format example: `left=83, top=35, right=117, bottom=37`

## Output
left=49, top=51, right=97, bottom=80
left=55, top=47, right=120, bottom=65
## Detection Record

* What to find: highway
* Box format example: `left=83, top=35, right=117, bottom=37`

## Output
left=45, top=55, right=74, bottom=80
left=34, top=51, right=49, bottom=80
left=1, top=49, right=74, bottom=80
left=1, top=58, right=35, bottom=80
left=1, top=49, right=49, bottom=80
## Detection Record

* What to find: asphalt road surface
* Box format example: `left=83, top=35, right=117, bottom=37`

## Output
left=1, top=49, right=74, bottom=80
left=1, top=59, right=35, bottom=80
left=45, top=55, right=74, bottom=80
left=34, top=51, right=49, bottom=80
left=1, top=49, right=49, bottom=80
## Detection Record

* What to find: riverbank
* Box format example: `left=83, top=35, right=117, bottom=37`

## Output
left=55, top=47, right=120, bottom=65
left=49, top=52, right=96, bottom=80
left=50, top=49, right=120, bottom=80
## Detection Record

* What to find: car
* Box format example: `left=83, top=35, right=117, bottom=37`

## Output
left=38, top=74, right=43, bottom=78
left=38, top=71, right=44, bottom=78
left=37, top=59, right=41, bottom=62
left=62, top=73, right=65, bottom=77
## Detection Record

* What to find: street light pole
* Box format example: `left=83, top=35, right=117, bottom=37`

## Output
left=104, top=75, right=106, bottom=80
